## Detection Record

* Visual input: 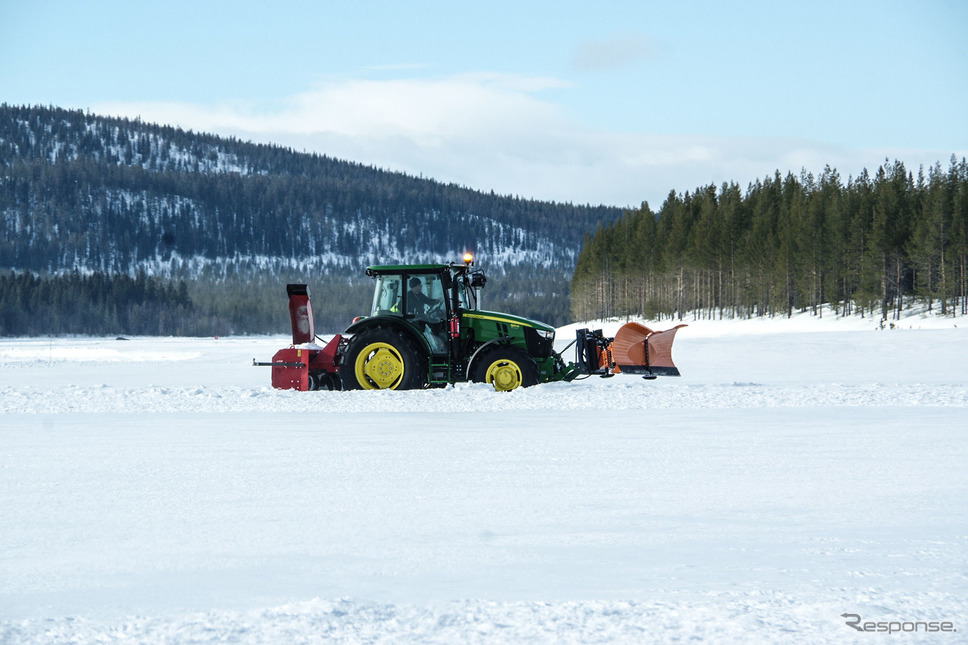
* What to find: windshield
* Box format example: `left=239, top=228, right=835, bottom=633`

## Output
left=458, top=274, right=478, bottom=310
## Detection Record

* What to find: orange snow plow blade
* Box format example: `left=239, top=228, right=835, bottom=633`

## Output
left=611, top=322, right=687, bottom=376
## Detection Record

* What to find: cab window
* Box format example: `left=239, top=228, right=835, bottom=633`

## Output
left=371, top=275, right=403, bottom=316
left=423, top=274, right=445, bottom=304
left=406, top=273, right=446, bottom=322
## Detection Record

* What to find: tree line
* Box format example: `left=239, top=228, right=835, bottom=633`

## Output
left=0, top=271, right=195, bottom=336
left=0, top=270, right=380, bottom=337
left=571, top=158, right=968, bottom=323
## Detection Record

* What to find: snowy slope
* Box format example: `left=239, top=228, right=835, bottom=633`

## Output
left=1, top=313, right=966, bottom=643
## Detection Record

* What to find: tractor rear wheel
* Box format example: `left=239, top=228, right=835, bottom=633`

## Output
left=472, top=346, right=540, bottom=391
left=339, top=327, right=427, bottom=390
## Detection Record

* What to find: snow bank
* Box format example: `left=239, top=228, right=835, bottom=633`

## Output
left=562, top=303, right=965, bottom=339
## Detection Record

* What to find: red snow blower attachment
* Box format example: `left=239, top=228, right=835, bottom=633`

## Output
left=253, top=284, right=345, bottom=391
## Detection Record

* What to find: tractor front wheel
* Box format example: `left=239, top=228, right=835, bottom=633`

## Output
left=472, top=346, right=540, bottom=392
left=339, top=328, right=427, bottom=390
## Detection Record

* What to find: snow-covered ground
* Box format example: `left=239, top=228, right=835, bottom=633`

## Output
left=1, top=310, right=966, bottom=643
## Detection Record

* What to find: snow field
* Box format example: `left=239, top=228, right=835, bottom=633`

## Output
left=1, top=314, right=966, bottom=643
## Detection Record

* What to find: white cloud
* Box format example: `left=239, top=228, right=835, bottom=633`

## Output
left=93, top=74, right=964, bottom=208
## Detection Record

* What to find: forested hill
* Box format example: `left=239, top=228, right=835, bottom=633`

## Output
left=0, top=104, right=623, bottom=332
left=571, top=160, right=968, bottom=323
left=0, top=104, right=620, bottom=274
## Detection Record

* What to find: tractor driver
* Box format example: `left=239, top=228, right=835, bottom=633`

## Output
left=407, top=276, right=443, bottom=319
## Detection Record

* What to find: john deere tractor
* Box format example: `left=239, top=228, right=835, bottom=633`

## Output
left=257, top=254, right=684, bottom=391
left=338, top=255, right=571, bottom=390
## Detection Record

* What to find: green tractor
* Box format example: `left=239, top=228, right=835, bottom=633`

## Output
left=340, top=256, right=568, bottom=390
left=257, top=255, right=684, bottom=392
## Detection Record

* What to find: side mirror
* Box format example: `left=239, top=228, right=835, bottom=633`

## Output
left=470, top=270, right=487, bottom=288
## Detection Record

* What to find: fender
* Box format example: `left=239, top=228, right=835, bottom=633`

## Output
left=464, top=336, right=512, bottom=379
left=343, top=316, right=434, bottom=356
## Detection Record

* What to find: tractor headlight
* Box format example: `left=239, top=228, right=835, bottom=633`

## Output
left=524, top=327, right=555, bottom=357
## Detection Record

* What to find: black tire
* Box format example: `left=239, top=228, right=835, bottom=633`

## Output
left=339, top=327, right=428, bottom=390
left=471, top=345, right=540, bottom=391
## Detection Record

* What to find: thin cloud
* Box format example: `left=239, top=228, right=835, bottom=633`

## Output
left=571, top=33, right=660, bottom=73
left=364, top=63, right=431, bottom=72
left=92, top=73, right=962, bottom=208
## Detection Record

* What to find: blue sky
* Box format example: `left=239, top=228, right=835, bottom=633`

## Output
left=2, top=0, right=966, bottom=207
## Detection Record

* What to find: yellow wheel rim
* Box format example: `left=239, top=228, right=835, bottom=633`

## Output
left=484, top=359, right=523, bottom=391
left=355, top=342, right=405, bottom=389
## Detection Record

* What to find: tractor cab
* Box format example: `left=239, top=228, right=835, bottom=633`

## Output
left=368, top=270, right=450, bottom=321
left=367, top=257, right=484, bottom=313
left=362, top=262, right=481, bottom=356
